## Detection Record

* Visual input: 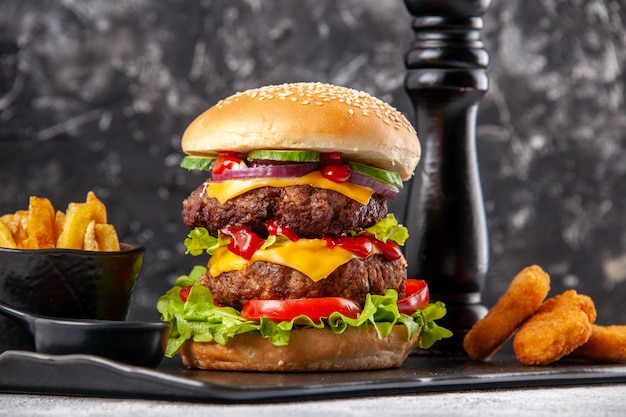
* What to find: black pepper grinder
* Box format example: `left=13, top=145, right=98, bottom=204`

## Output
left=403, top=0, right=490, bottom=354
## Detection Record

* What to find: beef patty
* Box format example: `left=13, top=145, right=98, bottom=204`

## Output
left=182, top=184, right=387, bottom=238
left=199, top=255, right=407, bottom=309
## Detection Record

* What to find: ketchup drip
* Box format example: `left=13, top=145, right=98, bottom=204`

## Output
left=325, top=234, right=403, bottom=261
left=220, top=226, right=264, bottom=260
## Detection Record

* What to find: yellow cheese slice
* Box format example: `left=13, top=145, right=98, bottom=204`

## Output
left=208, top=239, right=357, bottom=282
left=206, top=171, right=373, bottom=205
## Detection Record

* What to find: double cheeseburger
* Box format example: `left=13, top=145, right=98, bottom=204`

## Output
left=158, top=82, right=450, bottom=371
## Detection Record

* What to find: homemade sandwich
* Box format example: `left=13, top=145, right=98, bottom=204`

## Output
left=157, top=82, right=450, bottom=371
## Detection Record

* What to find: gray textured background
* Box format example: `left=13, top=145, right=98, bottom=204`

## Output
left=1, top=0, right=625, bottom=328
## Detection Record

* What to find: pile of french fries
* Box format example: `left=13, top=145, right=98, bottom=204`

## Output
left=0, top=191, right=120, bottom=251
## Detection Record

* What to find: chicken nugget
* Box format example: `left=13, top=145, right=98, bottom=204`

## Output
left=568, top=325, right=626, bottom=363
left=513, top=290, right=596, bottom=365
left=463, top=265, right=550, bottom=361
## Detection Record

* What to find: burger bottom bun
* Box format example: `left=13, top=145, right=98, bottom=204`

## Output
left=180, top=325, right=420, bottom=372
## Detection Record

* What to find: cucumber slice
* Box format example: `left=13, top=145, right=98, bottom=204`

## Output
left=346, top=161, right=403, bottom=188
left=247, top=149, right=320, bottom=163
left=180, top=155, right=216, bottom=171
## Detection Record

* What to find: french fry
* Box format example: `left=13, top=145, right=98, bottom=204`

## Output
left=0, top=213, right=13, bottom=228
left=18, top=236, right=40, bottom=249
left=0, top=214, right=16, bottom=248
left=83, top=220, right=99, bottom=251
left=0, top=220, right=17, bottom=248
left=54, top=210, right=65, bottom=241
left=56, top=202, right=97, bottom=249
left=12, top=210, right=29, bottom=245
left=86, top=191, right=107, bottom=224
left=3, top=191, right=122, bottom=252
left=95, top=223, right=120, bottom=251
left=26, top=196, right=56, bottom=249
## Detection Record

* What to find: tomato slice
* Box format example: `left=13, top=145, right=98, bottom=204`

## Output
left=397, top=279, right=430, bottom=315
left=179, top=285, right=193, bottom=302
left=241, top=297, right=362, bottom=323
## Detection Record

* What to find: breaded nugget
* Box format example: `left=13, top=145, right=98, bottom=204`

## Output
left=513, top=290, right=596, bottom=365
left=568, top=325, right=626, bottom=363
left=463, top=265, right=551, bottom=360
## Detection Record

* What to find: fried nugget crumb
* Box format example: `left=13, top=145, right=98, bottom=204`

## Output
left=569, top=325, right=626, bottom=363
left=513, top=290, right=596, bottom=365
left=463, top=265, right=551, bottom=361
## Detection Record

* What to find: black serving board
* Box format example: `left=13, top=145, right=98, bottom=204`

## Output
left=1, top=350, right=626, bottom=404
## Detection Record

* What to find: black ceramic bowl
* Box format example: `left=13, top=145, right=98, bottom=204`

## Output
left=0, top=244, right=144, bottom=352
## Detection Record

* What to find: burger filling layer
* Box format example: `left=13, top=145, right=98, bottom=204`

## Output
left=183, top=185, right=387, bottom=239
left=156, top=150, right=452, bottom=357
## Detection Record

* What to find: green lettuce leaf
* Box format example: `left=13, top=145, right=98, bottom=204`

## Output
left=184, top=227, right=230, bottom=256
left=184, top=227, right=290, bottom=257
left=363, top=214, right=409, bottom=245
left=157, top=266, right=452, bottom=357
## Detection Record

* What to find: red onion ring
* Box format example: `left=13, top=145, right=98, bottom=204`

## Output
left=211, top=161, right=400, bottom=200
left=211, top=162, right=319, bottom=181
left=349, top=171, right=400, bottom=200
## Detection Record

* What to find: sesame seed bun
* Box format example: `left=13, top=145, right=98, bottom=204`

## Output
left=182, top=82, right=421, bottom=180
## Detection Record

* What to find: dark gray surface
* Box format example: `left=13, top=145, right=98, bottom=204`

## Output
left=2, top=385, right=626, bottom=417
left=1, top=1, right=625, bottom=328
left=3, top=351, right=626, bottom=403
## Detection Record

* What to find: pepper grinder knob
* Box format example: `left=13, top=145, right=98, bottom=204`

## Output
left=403, top=0, right=491, bottom=354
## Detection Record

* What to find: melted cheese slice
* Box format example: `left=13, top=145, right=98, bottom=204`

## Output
left=206, top=171, right=374, bottom=205
left=208, top=239, right=357, bottom=282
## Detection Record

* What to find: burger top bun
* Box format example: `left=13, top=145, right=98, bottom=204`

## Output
left=182, top=82, right=421, bottom=181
